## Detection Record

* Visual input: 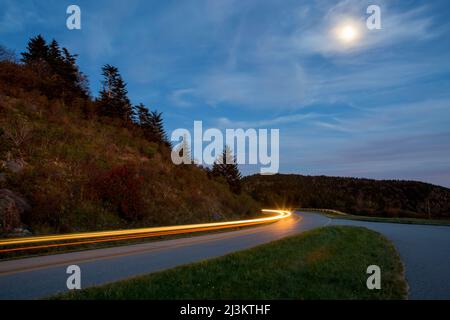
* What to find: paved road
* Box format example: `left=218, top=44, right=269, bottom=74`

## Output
left=331, top=218, right=450, bottom=299
left=0, top=212, right=449, bottom=299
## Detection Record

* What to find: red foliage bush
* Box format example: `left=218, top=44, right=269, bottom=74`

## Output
left=90, top=165, right=145, bottom=221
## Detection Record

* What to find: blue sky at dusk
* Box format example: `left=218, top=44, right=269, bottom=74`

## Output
left=1, top=0, right=450, bottom=187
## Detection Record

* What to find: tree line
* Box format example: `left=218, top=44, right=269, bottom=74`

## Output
left=243, top=174, right=450, bottom=219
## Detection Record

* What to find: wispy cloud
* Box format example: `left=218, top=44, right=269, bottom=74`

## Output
left=169, top=88, right=196, bottom=108
left=291, top=1, right=435, bottom=57
left=0, top=0, right=45, bottom=33
left=193, top=64, right=308, bottom=108
left=164, top=0, right=443, bottom=111
left=3, top=0, right=450, bottom=186
left=215, top=112, right=318, bottom=128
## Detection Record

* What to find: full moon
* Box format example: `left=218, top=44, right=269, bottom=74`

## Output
left=341, top=26, right=357, bottom=41
left=335, top=23, right=361, bottom=44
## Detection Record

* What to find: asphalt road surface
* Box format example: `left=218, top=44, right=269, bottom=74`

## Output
left=332, top=218, right=450, bottom=299
left=0, top=212, right=449, bottom=299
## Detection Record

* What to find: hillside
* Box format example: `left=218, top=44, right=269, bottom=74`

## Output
left=0, top=39, right=259, bottom=236
left=243, top=174, right=450, bottom=219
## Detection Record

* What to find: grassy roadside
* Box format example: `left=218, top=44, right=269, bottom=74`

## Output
left=299, top=208, right=450, bottom=226
left=54, top=226, right=407, bottom=300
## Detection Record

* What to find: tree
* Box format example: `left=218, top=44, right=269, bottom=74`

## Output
left=135, top=103, right=151, bottom=127
left=60, top=46, right=89, bottom=98
left=97, top=64, right=132, bottom=122
left=149, top=110, right=169, bottom=146
left=0, top=45, right=16, bottom=62
left=135, top=103, right=153, bottom=139
left=211, top=145, right=242, bottom=194
left=21, top=35, right=49, bottom=64
left=47, top=39, right=63, bottom=66
left=21, top=36, right=89, bottom=100
left=134, top=104, right=170, bottom=146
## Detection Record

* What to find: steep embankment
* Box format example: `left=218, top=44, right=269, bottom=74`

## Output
left=0, top=60, right=258, bottom=236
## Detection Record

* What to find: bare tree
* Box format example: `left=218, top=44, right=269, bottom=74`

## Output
left=0, top=45, right=17, bottom=62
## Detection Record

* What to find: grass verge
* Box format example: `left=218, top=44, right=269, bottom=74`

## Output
left=299, top=208, right=450, bottom=226
left=53, top=226, right=407, bottom=300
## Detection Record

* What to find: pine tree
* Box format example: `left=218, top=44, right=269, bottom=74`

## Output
left=135, top=103, right=150, bottom=127
left=149, top=110, right=169, bottom=146
left=212, top=145, right=242, bottom=194
left=60, top=47, right=89, bottom=98
left=97, top=64, right=132, bottom=122
left=21, top=36, right=89, bottom=99
left=135, top=103, right=152, bottom=137
left=21, top=35, right=49, bottom=64
left=134, top=104, right=169, bottom=146
left=47, top=40, right=63, bottom=66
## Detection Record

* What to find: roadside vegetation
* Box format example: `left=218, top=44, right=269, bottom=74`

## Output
left=0, top=36, right=258, bottom=237
left=302, top=208, right=450, bottom=226
left=55, top=226, right=408, bottom=300
left=244, top=174, right=450, bottom=220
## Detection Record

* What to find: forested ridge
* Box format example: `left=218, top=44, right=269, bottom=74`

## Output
left=243, top=174, right=450, bottom=219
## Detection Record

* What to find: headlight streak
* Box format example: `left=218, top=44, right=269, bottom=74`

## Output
left=0, top=209, right=292, bottom=254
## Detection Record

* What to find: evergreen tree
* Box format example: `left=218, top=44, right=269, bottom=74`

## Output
left=149, top=110, right=169, bottom=146
left=60, top=46, right=89, bottom=98
left=134, top=104, right=170, bottom=146
left=135, top=103, right=151, bottom=127
left=21, top=36, right=89, bottom=99
left=21, top=35, right=49, bottom=64
left=212, top=145, right=242, bottom=194
left=47, top=39, right=63, bottom=66
left=135, top=103, right=153, bottom=138
left=97, top=64, right=132, bottom=122
left=135, top=103, right=169, bottom=146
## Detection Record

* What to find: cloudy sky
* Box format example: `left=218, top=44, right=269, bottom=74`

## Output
left=1, top=0, right=450, bottom=187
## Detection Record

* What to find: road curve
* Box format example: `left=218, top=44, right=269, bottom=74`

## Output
left=0, top=209, right=291, bottom=253
left=331, top=218, right=450, bottom=300
left=0, top=212, right=449, bottom=299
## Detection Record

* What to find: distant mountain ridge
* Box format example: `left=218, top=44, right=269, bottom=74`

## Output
left=243, top=174, right=450, bottom=219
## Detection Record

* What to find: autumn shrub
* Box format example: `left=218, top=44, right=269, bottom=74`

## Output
left=90, top=165, right=145, bottom=221
left=140, top=142, right=158, bottom=159
left=70, top=201, right=123, bottom=231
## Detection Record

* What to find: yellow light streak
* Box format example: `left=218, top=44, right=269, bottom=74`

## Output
left=0, top=209, right=292, bottom=253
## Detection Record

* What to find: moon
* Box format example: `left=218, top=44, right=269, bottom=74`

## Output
left=340, top=25, right=358, bottom=42
left=334, top=22, right=362, bottom=45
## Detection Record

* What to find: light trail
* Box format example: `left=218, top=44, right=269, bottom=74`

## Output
left=0, top=209, right=292, bottom=253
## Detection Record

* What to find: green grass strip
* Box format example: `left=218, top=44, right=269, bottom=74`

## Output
left=54, top=226, right=407, bottom=300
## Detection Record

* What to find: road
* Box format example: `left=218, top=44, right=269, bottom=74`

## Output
left=0, top=212, right=449, bottom=299
left=332, top=218, right=450, bottom=299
